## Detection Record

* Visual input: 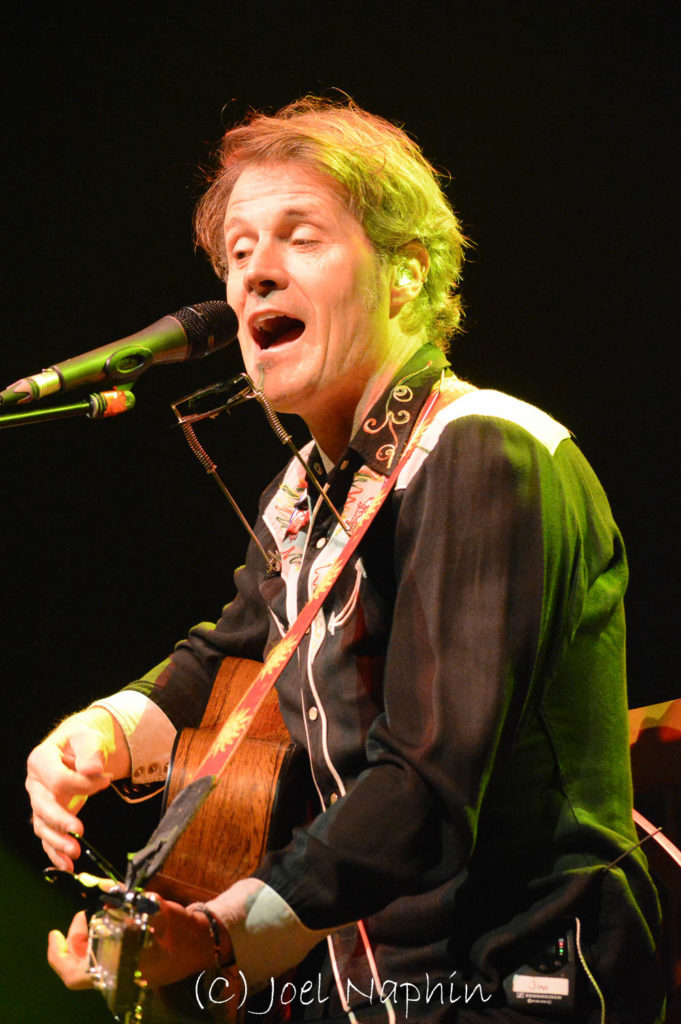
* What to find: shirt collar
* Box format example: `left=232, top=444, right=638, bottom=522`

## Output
left=347, top=343, right=450, bottom=475
left=303, top=344, right=450, bottom=489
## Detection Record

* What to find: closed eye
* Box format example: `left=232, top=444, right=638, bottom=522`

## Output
left=226, top=233, right=255, bottom=263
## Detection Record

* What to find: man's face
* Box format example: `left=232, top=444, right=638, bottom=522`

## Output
left=223, top=162, right=392, bottom=433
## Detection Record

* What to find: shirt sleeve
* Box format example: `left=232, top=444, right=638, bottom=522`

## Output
left=89, top=690, right=176, bottom=784
left=205, top=879, right=331, bottom=989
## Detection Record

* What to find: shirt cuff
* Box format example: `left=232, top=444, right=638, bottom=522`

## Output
left=90, top=691, right=176, bottom=784
left=205, top=879, right=331, bottom=990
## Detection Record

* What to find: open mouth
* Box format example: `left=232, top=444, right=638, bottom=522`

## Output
left=252, top=314, right=305, bottom=350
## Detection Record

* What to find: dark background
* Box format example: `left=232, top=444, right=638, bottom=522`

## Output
left=1, top=2, right=678, bottom=1020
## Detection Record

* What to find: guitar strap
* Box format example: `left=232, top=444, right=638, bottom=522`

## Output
left=125, top=375, right=457, bottom=889
left=189, top=375, right=453, bottom=785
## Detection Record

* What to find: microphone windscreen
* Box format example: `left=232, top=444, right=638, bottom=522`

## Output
left=174, top=302, right=239, bottom=359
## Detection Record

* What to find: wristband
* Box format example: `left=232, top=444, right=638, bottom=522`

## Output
left=188, top=902, right=234, bottom=968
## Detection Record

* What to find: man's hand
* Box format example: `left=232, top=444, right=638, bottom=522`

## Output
left=26, top=708, right=131, bottom=871
left=139, top=897, right=234, bottom=988
left=47, top=910, right=93, bottom=989
left=47, top=897, right=234, bottom=992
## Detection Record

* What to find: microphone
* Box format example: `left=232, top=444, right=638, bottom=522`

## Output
left=0, top=301, right=239, bottom=409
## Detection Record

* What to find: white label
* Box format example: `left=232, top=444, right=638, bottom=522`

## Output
left=512, top=974, right=569, bottom=996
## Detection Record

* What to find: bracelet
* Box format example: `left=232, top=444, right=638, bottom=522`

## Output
left=189, top=902, right=233, bottom=968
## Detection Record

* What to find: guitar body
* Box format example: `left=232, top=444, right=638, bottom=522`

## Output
left=151, top=656, right=312, bottom=907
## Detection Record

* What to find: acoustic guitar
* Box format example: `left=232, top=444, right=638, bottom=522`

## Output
left=88, top=656, right=313, bottom=1023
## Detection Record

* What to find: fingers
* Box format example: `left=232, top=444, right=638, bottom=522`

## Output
left=27, top=771, right=85, bottom=833
left=26, top=768, right=85, bottom=868
left=42, top=839, right=76, bottom=874
left=137, top=897, right=235, bottom=989
left=28, top=737, right=112, bottom=807
left=39, top=824, right=80, bottom=872
left=67, top=909, right=91, bottom=947
left=47, top=911, right=93, bottom=990
left=68, top=729, right=108, bottom=777
left=29, top=803, right=80, bottom=871
left=26, top=729, right=114, bottom=869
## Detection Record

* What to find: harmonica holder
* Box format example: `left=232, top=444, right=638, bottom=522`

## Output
left=171, top=374, right=349, bottom=572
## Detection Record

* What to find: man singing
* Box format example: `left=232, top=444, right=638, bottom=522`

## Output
left=26, top=97, right=664, bottom=1023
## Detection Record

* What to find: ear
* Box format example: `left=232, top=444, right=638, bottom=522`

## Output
left=389, top=242, right=430, bottom=319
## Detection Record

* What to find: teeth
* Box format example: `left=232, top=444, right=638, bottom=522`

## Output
left=251, top=312, right=304, bottom=349
left=254, top=312, right=285, bottom=331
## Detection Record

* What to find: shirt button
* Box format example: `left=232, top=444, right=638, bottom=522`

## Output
left=315, top=537, right=326, bottom=549
left=340, top=459, right=349, bottom=471
left=308, top=706, right=319, bottom=721
left=329, top=792, right=339, bottom=804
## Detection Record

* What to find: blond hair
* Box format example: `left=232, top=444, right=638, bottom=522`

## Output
left=194, top=97, right=468, bottom=349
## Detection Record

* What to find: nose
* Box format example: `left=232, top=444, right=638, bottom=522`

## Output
left=244, top=239, right=288, bottom=296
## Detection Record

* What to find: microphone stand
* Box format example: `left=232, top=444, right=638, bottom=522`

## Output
left=0, top=388, right=136, bottom=430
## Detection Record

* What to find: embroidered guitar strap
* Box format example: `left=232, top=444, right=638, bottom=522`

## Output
left=190, top=377, right=454, bottom=784
left=124, top=377, right=457, bottom=888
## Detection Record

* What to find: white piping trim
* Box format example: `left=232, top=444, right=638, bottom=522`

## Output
left=326, top=935, right=360, bottom=1023
left=300, top=689, right=326, bottom=810
left=306, top=638, right=346, bottom=798
left=356, top=919, right=396, bottom=1024
left=328, top=560, right=365, bottom=636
